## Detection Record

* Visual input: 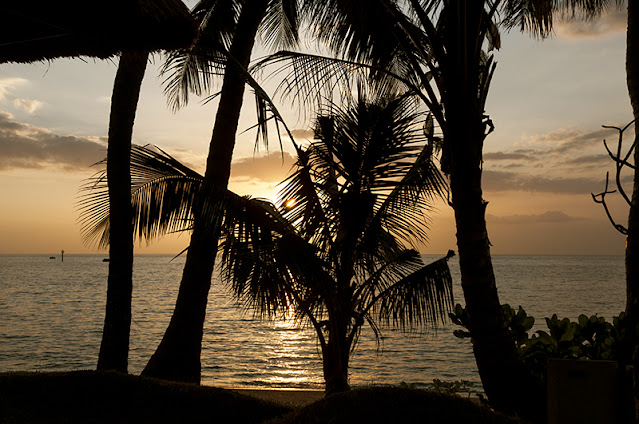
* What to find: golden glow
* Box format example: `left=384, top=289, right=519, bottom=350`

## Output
left=285, top=199, right=296, bottom=209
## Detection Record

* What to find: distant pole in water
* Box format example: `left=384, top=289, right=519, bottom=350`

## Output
left=61, top=249, right=64, bottom=262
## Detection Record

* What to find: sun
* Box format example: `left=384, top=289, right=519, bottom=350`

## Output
left=285, top=198, right=296, bottom=209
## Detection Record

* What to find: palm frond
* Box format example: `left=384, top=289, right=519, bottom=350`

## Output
left=217, top=192, right=333, bottom=320
left=77, top=169, right=111, bottom=248
left=161, top=46, right=227, bottom=112
left=372, top=253, right=454, bottom=330
left=77, top=145, right=204, bottom=248
left=129, top=145, right=203, bottom=242
left=251, top=51, right=434, bottom=120
left=161, top=0, right=240, bottom=111
left=228, top=59, right=298, bottom=152
left=260, top=0, right=300, bottom=51
left=277, top=144, right=335, bottom=252
left=369, top=139, right=447, bottom=248
left=500, top=0, right=623, bottom=37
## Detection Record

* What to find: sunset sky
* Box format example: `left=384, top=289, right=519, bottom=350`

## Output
left=0, top=6, right=632, bottom=255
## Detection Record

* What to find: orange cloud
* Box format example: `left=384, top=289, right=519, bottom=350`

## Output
left=230, top=151, right=296, bottom=183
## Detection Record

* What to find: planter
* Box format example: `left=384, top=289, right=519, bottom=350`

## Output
left=547, top=359, right=621, bottom=424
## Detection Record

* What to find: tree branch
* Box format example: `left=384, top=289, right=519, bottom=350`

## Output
left=592, top=171, right=629, bottom=235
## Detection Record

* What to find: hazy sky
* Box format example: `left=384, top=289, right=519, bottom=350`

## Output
left=0, top=6, right=632, bottom=255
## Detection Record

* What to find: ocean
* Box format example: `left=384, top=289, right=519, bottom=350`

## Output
left=0, top=254, right=626, bottom=391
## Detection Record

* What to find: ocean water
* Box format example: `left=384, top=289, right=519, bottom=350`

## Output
left=0, top=254, right=626, bottom=391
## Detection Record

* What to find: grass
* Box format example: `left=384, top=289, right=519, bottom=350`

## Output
left=266, top=386, right=529, bottom=424
left=0, top=372, right=530, bottom=423
left=0, top=370, right=291, bottom=423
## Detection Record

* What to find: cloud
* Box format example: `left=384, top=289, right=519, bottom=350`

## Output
left=487, top=210, right=585, bottom=224
left=554, top=9, right=627, bottom=39
left=482, top=125, right=628, bottom=192
left=562, top=154, right=612, bottom=166
left=525, top=127, right=615, bottom=153
left=0, top=111, right=106, bottom=172
left=230, top=151, right=296, bottom=183
left=288, top=129, right=315, bottom=140
left=484, top=127, right=617, bottom=165
left=483, top=169, right=603, bottom=194
left=0, top=77, right=28, bottom=101
left=13, top=99, right=43, bottom=114
left=483, top=151, right=537, bottom=161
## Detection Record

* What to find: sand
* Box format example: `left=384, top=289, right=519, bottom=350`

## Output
left=233, top=388, right=324, bottom=407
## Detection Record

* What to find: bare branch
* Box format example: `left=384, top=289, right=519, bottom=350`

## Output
left=591, top=171, right=628, bottom=235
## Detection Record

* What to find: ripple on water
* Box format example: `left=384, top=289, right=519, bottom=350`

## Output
left=0, top=254, right=625, bottom=392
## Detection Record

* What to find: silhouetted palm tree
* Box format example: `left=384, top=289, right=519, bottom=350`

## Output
left=73, top=0, right=195, bottom=373
left=140, top=0, right=300, bottom=383
left=252, top=0, right=621, bottom=416
left=612, top=0, right=639, bottom=418
left=98, top=51, right=149, bottom=373
left=220, top=94, right=453, bottom=394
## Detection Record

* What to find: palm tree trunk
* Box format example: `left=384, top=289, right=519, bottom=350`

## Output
left=97, top=51, right=149, bottom=372
left=443, top=2, right=542, bottom=418
left=322, top=320, right=350, bottom=394
left=624, top=1, right=639, bottom=420
left=448, top=121, right=541, bottom=417
left=142, top=0, right=269, bottom=383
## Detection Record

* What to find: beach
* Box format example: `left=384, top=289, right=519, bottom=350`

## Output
left=234, top=388, right=324, bottom=407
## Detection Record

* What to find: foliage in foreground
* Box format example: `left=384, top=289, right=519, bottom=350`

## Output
left=265, top=387, right=527, bottom=424
left=450, top=303, right=630, bottom=385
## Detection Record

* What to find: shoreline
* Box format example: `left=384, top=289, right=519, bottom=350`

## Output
left=232, top=388, right=324, bottom=407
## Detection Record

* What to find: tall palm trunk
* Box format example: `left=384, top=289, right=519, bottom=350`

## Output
left=443, top=2, right=541, bottom=417
left=322, top=317, right=350, bottom=394
left=142, top=0, right=269, bottom=383
left=448, top=119, right=541, bottom=415
left=624, top=0, right=639, bottom=420
left=97, top=51, right=149, bottom=372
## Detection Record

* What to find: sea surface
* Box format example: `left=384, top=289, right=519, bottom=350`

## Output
left=0, top=254, right=625, bottom=391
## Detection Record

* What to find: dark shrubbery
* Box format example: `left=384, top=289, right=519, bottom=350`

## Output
left=266, top=387, right=526, bottom=424
left=450, top=304, right=628, bottom=385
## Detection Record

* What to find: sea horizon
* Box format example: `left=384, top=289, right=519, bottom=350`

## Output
left=0, top=254, right=627, bottom=391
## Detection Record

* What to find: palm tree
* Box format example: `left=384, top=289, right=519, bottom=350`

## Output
left=97, top=51, right=149, bottom=373
left=75, top=0, right=195, bottom=373
left=610, top=0, right=639, bottom=418
left=139, top=0, right=300, bottom=383
left=252, top=0, right=620, bottom=416
left=219, top=94, right=454, bottom=394
left=80, top=93, right=455, bottom=394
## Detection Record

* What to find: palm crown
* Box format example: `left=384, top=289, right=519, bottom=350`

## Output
left=219, top=93, right=454, bottom=392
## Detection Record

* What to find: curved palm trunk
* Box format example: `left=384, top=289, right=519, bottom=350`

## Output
left=624, top=0, right=639, bottom=420
left=443, top=2, right=541, bottom=418
left=448, top=121, right=541, bottom=417
left=97, top=51, right=149, bottom=372
left=142, top=0, right=269, bottom=383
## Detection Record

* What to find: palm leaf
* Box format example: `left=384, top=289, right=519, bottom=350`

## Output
left=251, top=51, right=434, bottom=120
left=161, top=0, right=240, bottom=111
left=77, top=145, right=203, bottom=248
left=371, top=252, right=454, bottom=330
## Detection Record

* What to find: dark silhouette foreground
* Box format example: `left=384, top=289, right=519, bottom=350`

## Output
left=266, top=386, right=528, bottom=424
left=0, top=372, right=528, bottom=424
left=0, top=371, right=289, bottom=423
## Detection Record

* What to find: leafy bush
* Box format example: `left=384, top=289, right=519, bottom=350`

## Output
left=430, top=379, right=476, bottom=397
left=449, top=304, right=628, bottom=385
